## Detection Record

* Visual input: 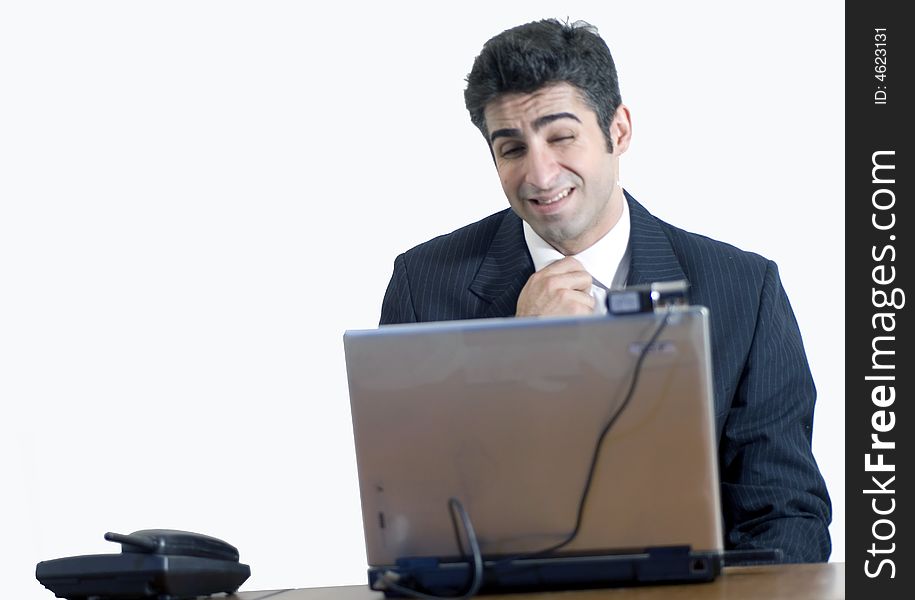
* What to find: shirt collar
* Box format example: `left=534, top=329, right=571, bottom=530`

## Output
left=522, top=197, right=631, bottom=289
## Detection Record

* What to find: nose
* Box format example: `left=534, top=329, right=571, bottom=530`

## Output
left=524, top=143, right=561, bottom=191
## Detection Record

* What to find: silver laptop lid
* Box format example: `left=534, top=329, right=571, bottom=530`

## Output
left=344, top=307, right=723, bottom=567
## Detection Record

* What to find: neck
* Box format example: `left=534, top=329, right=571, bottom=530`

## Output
left=551, top=189, right=626, bottom=256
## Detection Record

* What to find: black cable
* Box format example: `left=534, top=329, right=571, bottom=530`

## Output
left=448, top=499, right=468, bottom=558
left=375, top=498, right=484, bottom=600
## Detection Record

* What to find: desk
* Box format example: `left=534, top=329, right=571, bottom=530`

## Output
left=233, top=562, right=844, bottom=600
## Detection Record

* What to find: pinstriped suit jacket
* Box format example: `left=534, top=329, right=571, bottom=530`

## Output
left=380, top=192, right=831, bottom=563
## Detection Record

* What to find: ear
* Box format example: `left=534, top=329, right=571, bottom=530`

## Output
left=609, top=104, right=632, bottom=155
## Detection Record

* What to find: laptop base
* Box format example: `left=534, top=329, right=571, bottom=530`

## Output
left=369, top=546, right=722, bottom=597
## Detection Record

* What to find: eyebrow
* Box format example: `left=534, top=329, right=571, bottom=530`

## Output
left=489, top=112, right=582, bottom=143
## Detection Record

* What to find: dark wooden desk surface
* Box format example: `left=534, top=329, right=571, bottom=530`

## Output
left=232, top=562, right=844, bottom=600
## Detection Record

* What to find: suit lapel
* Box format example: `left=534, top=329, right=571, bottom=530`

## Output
left=625, top=192, right=689, bottom=286
left=468, top=210, right=534, bottom=318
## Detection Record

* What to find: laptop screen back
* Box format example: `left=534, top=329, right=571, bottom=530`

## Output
left=344, top=308, right=722, bottom=567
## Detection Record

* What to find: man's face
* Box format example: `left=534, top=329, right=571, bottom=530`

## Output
left=483, top=82, right=631, bottom=256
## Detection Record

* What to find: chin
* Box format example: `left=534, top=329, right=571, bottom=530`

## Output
left=539, top=225, right=579, bottom=248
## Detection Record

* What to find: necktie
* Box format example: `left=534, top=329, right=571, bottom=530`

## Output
left=591, top=277, right=609, bottom=315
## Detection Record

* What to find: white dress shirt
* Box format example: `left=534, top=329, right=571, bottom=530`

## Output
left=522, top=199, right=631, bottom=315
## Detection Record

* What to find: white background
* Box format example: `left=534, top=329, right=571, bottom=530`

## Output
left=0, top=1, right=843, bottom=597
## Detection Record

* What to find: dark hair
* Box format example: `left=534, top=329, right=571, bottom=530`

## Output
left=464, top=19, right=621, bottom=151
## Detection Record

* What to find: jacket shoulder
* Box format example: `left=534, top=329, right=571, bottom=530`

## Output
left=657, top=217, right=771, bottom=283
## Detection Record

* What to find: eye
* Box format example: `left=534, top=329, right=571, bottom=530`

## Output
left=549, top=135, right=575, bottom=144
left=500, top=144, right=525, bottom=158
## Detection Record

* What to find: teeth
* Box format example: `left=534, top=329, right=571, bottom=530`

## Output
left=537, top=188, right=571, bottom=205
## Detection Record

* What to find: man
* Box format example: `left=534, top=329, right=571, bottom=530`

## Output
left=380, top=19, right=831, bottom=563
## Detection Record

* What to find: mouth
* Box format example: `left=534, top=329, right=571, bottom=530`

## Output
left=527, top=187, right=575, bottom=212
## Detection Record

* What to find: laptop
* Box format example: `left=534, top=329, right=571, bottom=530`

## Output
left=343, top=307, right=723, bottom=596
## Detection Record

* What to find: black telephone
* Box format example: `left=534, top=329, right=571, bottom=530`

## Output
left=36, top=529, right=251, bottom=600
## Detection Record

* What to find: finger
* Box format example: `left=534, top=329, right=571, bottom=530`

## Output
left=516, top=281, right=596, bottom=317
left=540, top=256, right=588, bottom=275
left=547, top=270, right=595, bottom=293
left=557, top=288, right=596, bottom=312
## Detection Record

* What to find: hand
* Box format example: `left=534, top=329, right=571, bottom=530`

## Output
left=516, top=257, right=595, bottom=317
